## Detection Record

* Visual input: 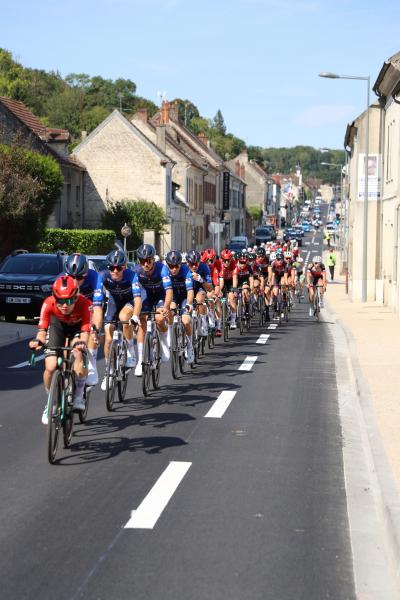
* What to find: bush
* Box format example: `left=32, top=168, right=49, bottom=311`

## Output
left=101, top=199, right=167, bottom=248
left=38, top=228, right=116, bottom=254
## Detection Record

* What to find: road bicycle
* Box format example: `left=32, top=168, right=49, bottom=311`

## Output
left=31, top=345, right=81, bottom=464
left=311, top=284, right=324, bottom=322
left=104, top=319, right=132, bottom=411
left=170, top=307, right=188, bottom=379
left=221, top=296, right=231, bottom=342
left=205, top=297, right=216, bottom=350
left=191, top=302, right=202, bottom=365
left=234, top=287, right=251, bottom=335
left=271, top=284, right=289, bottom=324
left=142, top=311, right=161, bottom=396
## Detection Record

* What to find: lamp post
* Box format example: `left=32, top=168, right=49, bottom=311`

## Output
left=319, top=71, right=370, bottom=302
left=321, top=161, right=345, bottom=251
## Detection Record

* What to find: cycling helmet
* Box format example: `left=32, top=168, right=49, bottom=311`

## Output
left=276, top=251, right=284, bottom=260
left=221, top=249, right=233, bottom=261
left=106, top=249, right=127, bottom=267
left=65, top=253, right=88, bottom=277
left=186, top=250, right=201, bottom=264
left=256, top=247, right=266, bottom=257
left=297, top=257, right=304, bottom=264
left=206, top=248, right=216, bottom=261
left=200, top=250, right=209, bottom=263
left=236, top=251, right=247, bottom=263
left=53, top=275, right=79, bottom=301
left=166, top=250, right=182, bottom=266
left=247, top=252, right=256, bottom=261
left=247, top=247, right=252, bottom=252
left=313, top=255, right=322, bottom=264
left=284, top=251, right=292, bottom=259
left=137, top=244, right=155, bottom=260
left=270, top=252, right=276, bottom=261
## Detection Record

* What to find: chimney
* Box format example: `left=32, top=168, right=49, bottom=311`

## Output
left=135, top=108, right=148, bottom=123
left=81, top=131, right=87, bottom=141
left=161, top=100, right=170, bottom=125
left=169, top=100, right=179, bottom=122
left=198, top=132, right=210, bottom=148
left=156, top=124, right=166, bottom=153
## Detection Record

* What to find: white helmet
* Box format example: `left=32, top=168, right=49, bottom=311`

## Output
left=154, top=254, right=160, bottom=262
left=284, top=251, right=292, bottom=259
left=297, top=257, right=304, bottom=264
left=313, top=255, right=322, bottom=263
left=247, top=247, right=252, bottom=252
left=270, top=252, right=276, bottom=261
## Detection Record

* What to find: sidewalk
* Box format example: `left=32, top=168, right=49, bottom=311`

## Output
left=0, top=319, right=36, bottom=347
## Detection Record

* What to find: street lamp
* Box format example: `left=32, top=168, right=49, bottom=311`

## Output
left=319, top=71, right=370, bottom=302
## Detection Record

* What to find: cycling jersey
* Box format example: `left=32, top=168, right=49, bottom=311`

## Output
left=93, top=268, right=141, bottom=307
left=169, top=263, right=193, bottom=304
left=271, top=260, right=288, bottom=276
left=38, top=295, right=92, bottom=332
left=253, top=259, right=269, bottom=277
left=233, top=264, right=252, bottom=286
left=191, top=262, right=212, bottom=294
left=207, top=259, right=222, bottom=287
left=77, top=268, right=98, bottom=300
left=133, top=261, right=172, bottom=312
left=219, top=260, right=237, bottom=281
left=307, top=263, right=326, bottom=279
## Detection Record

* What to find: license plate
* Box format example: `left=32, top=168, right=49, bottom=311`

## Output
left=6, top=297, right=31, bottom=304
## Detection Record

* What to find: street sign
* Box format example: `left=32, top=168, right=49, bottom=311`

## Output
left=208, top=222, right=224, bottom=234
left=121, top=223, right=132, bottom=238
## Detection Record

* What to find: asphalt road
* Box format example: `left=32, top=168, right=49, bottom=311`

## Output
left=0, top=221, right=356, bottom=600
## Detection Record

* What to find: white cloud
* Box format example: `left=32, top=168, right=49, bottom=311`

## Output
left=293, top=104, right=356, bottom=127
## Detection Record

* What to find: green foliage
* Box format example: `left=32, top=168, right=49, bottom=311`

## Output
left=172, top=99, right=200, bottom=127
left=213, top=110, right=226, bottom=135
left=0, top=144, right=63, bottom=257
left=101, top=199, right=167, bottom=249
left=37, top=228, right=116, bottom=254
left=247, top=206, right=263, bottom=224
left=247, top=145, right=346, bottom=184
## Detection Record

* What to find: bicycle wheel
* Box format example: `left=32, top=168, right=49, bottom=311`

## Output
left=192, top=317, right=199, bottom=366
left=118, top=342, right=129, bottom=402
left=171, top=323, right=180, bottom=379
left=142, top=333, right=152, bottom=396
left=106, top=341, right=118, bottom=411
left=207, top=326, right=215, bottom=349
left=178, top=324, right=187, bottom=374
left=63, top=374, right=74, bottom=448
left=238, top=296, right=244, bottom=335
left=79, top=385, right=91, bottom=424
left=47, top=370, right=63, bottom=464
left=151, top=332, right=161, bottom=389
left=222, top=302, right=229, bottom=342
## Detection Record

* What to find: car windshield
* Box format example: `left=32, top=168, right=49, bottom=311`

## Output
left=0, top=255, right=61, bottom=275
left=89, top=258, right=108, bottom=270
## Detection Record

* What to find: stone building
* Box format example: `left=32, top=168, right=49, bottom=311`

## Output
left=0, top=96, right=85, bottom=227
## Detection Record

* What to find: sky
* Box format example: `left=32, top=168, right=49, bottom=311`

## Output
left=1, top=0, right=400, bottom=150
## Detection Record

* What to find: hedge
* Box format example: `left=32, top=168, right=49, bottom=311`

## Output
left=37, top=229, right=116, bottom=254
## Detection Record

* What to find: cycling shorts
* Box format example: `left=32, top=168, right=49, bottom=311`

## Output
left=45, top=316, right=82, bottom=356
left=104, top=295, right=134, bottom=322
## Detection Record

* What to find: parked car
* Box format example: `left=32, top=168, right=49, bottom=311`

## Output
left=226, top=236, right=249, bottom=253
left=0, top=250, right=66, bottom=321
left=284, top=228, right=303, bottom=247
left=255, top=226, right=276, bottom=245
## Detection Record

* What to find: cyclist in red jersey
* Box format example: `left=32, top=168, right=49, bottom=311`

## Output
left=201, top=248, right=223, bottom=337
left=268, top=250, right=289, bottom=312
left=29, top=275, right=91, bottom=424
left=253, top=247, right=271, bottom=321
left=219, top=249, right=238, bottom=328
left=233, top=252, right=253, bottom=314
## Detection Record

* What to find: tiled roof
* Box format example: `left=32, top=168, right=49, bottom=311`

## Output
left=250, top=160, right=268, bottom=178
left=0, top=96, right=47, bottom=138
left=46, top=128, right=70, bottom=142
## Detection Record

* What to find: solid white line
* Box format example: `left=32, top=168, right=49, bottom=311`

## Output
left=238, top=356, right=258, bottom=371
left=10, top=354, right=45, bottom=368
left=256, top=334, right=270, bottom=344
left=124, top=461, right=192, bottom=529
left=204, top=390, right=237, bottom=418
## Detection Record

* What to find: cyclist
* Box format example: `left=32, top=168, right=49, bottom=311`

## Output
left=268, top=249, right=289, bottom=313
left=65, top=253, right=99, bottom=386
left=253, top=247, right=271, bottom=321
left=166, top=250, right=195, bottom=364
left=233, top=252, right=254, bottom=315
left=219, top=248, right=237, bottom=329
left=201, top=248, right=223, bottom=337
left=92, top=249, right=142, bottom=390
left=187, top=250, right=213, bottom=336
left=292, top=256, right=305, bottom=297
left=134, top=244, right=173, bottom=376
left=307, top=255, right=327, bottom=316
left=29, top=275, right=91, bottom=424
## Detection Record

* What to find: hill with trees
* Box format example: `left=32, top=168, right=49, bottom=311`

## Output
left=0, top=48, right=344, bottom=182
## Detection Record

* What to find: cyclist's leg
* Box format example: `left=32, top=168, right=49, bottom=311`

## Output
left=119, top=303, right=136, bottom=366
left=196, top=290, right=208, bottom=335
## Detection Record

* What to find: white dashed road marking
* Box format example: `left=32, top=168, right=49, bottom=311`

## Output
left=268, top=324, right=278, bottom=330
left=238, top=356, right=258, bottom=371
left=256, top=334, right=270, bottom=344
left=204, top=391, right=237, bottom=418
left=10, top=354, right=45, bottom=368
left=125, top=461, right=192, bottom=529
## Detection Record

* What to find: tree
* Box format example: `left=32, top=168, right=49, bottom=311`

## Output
left=101, top=199, right=167, bottom=248
left=172, top=98, right=200, bottom=127
left=247, top=206, right=263, bottom=225
left=213, top=109, right=226, bottom=135
left=0, top=144, right=63, bottom=257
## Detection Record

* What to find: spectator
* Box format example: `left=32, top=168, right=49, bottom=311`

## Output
left=327, top=249, right=336, bottom=281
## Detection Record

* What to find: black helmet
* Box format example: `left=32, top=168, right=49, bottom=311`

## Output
left=236, top=251, right=247, bottom=262
left=166, top=250, right=182, bottom=266
left=65, top=253, right=88, bottom=277
left=186, top=250, right=201, bottom=264
left=106, top=249, right=127, bottom=267
left=247, top=252, right=256, bottom=261
left=137, top=244, right=155, bottom=260
left=256, top=247, right=266, bottom=257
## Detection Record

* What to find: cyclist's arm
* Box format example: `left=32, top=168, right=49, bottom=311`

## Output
left=249, top=275, right=254, bottom=289
left=164, top=288, right=173, bottom=311
left=232, top=273, right=238, bottom=288
left=187, top=289, right=194, bottom=305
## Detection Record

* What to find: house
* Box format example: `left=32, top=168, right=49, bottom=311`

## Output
left=71, top=109, right=185, bottom=253
left=0, top=96, right=85, bottom=228
left=226, top=151, right=270, bottom=211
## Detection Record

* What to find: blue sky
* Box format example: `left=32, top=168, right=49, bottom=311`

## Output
left=1, top=0, right=399, bottom=150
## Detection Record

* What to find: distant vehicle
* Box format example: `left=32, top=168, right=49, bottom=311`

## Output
left=86, top=255, right=108, bottom=271
left=284, top=228, right=303, bottom=247
left=301, top=222, right=311, bottom=233
left=0, top=250, right=66, bottom=321
left=326, top=223, right=337, bottom=232
left=227, top=236, right=249, bottom=253
left=304, top=199, right=311, bottom=206
left=255, top=226, right=276, bottom=245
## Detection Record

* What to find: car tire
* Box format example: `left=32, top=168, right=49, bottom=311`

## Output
left=4, top=312, right=17, bottom=323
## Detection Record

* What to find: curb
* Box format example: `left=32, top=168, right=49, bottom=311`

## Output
left=326, top=301, right=400, bottom=596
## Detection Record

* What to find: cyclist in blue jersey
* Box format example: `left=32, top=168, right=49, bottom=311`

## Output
left=65, top=253, right=99, bottom=385
left=92, top=249, right=142, bottom=390
left=186, top=250, right=213, bottom=336
left=165, top=251, right=195, bottom=364
left=134, top=244, right=173, bottom=377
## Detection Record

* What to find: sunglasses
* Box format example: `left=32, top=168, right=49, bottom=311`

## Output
left=223, top=259, right=231, bottom=263
left=167, top=263, right=181, bottom=269
left=188, top=262, right=199, bottom=267
left=139, top=258, right=154, bottom=265
left=56, top=296, right=77, bottom=305
left=108, top=265, right=124, bottom=272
